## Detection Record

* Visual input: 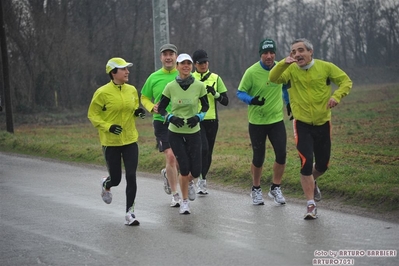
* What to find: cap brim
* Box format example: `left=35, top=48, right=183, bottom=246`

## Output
left=195, top=58, right=208, bottom=63
left=160, top=49, right=177, bottom=53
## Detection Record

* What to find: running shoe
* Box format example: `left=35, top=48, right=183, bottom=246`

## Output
left=314, top=181, right=321, bottom=202
left=197, top=178, right=208, bottom=195
left=268, top=186, right=286, bottom=205
left=125, top=211, right=140, bottom=226
left=170, top=193, right=181, bottom=207
left=304, top=204, right=318, bottom=220
left=161, top=168, right=171, bottom=195
left=179, top=200, right=191, bottom=214
left=101, top=177, right=112, bottom=204
left=251, top=188, right=264, bottom=205
left=188, top=181, right=196, bottom=201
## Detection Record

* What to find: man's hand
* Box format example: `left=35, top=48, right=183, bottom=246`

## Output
left=250, top=96, right=265, bottom=106
left=168, top=115, right=185, bottom=128
left=286, top=103, right=293, bottom=120
left=152, top=102, right=159, bottom=113
left=109, top=125, right=123, bottom=135
left=186, top=115, right=200, bottom=128
left=134, top=108, right=145, bottom=119
left=327, top=98, right=338, bottom=109
left=285, top=56, right=297, bottom=64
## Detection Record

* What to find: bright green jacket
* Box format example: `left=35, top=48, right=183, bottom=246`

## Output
left=140, top=67, right=178, bottom=121
left=192, top=70, right=228, bottom=120
left=88, top=81, right=139, bottom=146
left=269, top=59, right=352, bottom=125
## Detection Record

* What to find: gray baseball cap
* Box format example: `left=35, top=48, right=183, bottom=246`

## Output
left=160, top=44, right=178, bottom=54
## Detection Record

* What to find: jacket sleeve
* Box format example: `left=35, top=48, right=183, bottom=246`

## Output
left=329, top=63, right=352, bottom=103
left=269, top=59, right=290, bottom=84
left=140, top=94, right=155, bottom=113
left=236, top=90, right=253, bottom=105
left=199, top=94, right=209, bottom=113
left=87, top=90, right=112, bottom=132
left=157, top=95, right=170, bottom=117
left=216, top=77, right=229, bottom=106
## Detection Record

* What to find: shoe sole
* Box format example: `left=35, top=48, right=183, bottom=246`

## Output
left=197, top=191, right=208, bottom=195
left=267, top=192, right=286, bottom=205
left=125, top=220, right=140, bottom=226
left=180, top=211, right=191, bottom=214
left=170, top=203, right=180, bottom=207
left=304, top=214, right=318, bottom=220
left=252, top=201, right=264, bottom=205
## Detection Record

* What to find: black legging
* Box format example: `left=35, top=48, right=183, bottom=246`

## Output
left=248, top=121, right=287, bottom=167
left=200, top=120, right=219, bottom=179
left=102, top=142, right=138, bottom=212
left=294, top=120, right=331, bottom=175
left=168, top=131, right=202, bottom=178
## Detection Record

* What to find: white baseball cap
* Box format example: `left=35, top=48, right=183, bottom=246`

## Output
left=176, top=53, right=193, bottom=63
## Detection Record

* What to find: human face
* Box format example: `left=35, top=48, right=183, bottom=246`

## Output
left=260, top=51, right=275, bottom=68
left=194, top=61, right=209, bottom=73
left=177, top=60, right=193, bottom=79
left=112, top=67, right=130, bottom=84
left=290, top=42, right=313, bottom=67
left=160, top=50, right=177, bottom=71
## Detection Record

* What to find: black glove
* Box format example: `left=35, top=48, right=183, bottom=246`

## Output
left=286, top=103, right=293, bottom=120
left=109, top=124, right=123, bottom=135
left=134, top=107, right=145, bottom=119
left=186, top=115, right=200, bottom=128
left=168, top=115, right=185, bottom=128
left=250, top=96, right=265, bottom=106
left=206, top=85, right=216, bottom=96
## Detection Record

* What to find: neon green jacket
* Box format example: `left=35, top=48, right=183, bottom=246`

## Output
left=163, top=79, right=207, bottom=134
left=88, top=81, right=140, bottom=146
left=269, top=59, right=352, bottom=125
left=140, top=67, right=178, bottom=122
left=192, top=70, right=228, bottom=120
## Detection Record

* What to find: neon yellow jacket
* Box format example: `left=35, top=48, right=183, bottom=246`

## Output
left=192, top=70, right=228, bottom=120
left=88, top=81, right=140, bottom=146
left=269, top=59, right=352, bottom=125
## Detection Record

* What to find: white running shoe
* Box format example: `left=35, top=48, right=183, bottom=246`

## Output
left=161, top=168, right=171, bottom=195
left=101, top=177, right=112, bottom=204
left=197, top=179, right=208, bottom=195
left=268, top=187, right=286, bottom=205
left=188, top=181, right=196, bottom=201
left=251, top=188, right=264, bottom=205
left=125, top=211, right=140, bottom=226
left=170, top=193, right=181, bottom=207
left=179, top=200, right=191, bottom=214
left=304, top=204, right=318, bottom=220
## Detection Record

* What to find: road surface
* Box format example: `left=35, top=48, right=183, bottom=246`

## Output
left=0, top=152, right=398, bottom=266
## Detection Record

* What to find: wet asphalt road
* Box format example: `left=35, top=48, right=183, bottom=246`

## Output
left=0, top=152, right=398, bottom=266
